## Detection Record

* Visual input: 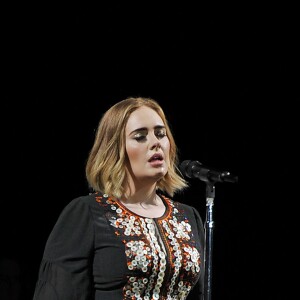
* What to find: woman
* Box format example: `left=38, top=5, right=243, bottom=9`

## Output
left=32, top=96, right=205, bottom=299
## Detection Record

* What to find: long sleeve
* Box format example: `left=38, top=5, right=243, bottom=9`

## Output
left=32, top=197, right=95, bottom=300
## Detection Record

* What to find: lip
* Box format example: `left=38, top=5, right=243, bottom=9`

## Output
left=148, top=159, right=164, bottom=167
left=148, top=153, right=164, bottom=167
left=148, top=153, right=164, bottom=162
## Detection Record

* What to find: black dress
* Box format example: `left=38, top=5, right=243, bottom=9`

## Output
left=32, top=192, right=205, bottom=300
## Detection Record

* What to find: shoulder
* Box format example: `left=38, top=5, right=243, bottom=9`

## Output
left=57, top=192, right=104, bottom=219
left=62, top=193, right=97, bottom=210
left=69, top=193, right=98, bottom=206
left=171, top=198, right=201, bottom=217
left=162, top=194, right=202, bottom=221
left=47, top=193, right=106, bottom=236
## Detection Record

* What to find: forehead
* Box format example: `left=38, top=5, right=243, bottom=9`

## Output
left=126, top=106, right=164, bottom=130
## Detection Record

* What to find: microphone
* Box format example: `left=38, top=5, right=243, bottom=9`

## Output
left=179, top=160, right=238, bottom=183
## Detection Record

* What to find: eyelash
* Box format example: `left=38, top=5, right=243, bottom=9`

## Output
left=134, top=131, right=166, bottom=141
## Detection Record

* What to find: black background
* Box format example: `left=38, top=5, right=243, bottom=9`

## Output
left=2, top=3, right=297, bottom=300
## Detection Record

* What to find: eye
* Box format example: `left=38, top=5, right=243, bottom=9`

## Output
left=133, top=133, right=147, bottom=141
left=155, top=128, right=167, bottom=139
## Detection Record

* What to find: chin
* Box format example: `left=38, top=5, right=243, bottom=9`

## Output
left=143, top=171, right=165, bottom=182
left=154, top=168, right=167, bottom=179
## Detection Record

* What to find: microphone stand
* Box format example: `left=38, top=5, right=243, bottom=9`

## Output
left=178, top=160, right=238, bottom=300
left=204, top=181, right=215, bottom=300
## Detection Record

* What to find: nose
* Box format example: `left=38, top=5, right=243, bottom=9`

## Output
left=149, top=133, right=161, bottom=150
left=151, top=142, right=161, bottom=150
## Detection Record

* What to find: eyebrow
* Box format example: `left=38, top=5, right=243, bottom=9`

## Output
left=129, top=125, right=165, bottom=135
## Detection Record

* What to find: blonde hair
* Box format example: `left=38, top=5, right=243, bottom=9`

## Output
left=85, top=96, right=188, bottom=198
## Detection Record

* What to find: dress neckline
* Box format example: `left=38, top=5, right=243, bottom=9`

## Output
left=115, top=194, right=171, bottom=220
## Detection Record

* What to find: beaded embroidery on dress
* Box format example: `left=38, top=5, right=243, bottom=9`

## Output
left=95, top=193, right=202, bottom=300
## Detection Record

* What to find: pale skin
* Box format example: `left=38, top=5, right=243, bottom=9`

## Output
left=120, top=106, right=170, bottom=218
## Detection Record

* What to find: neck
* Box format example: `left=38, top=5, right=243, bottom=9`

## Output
left=122, top=188, right=158, bottom=205
left=119, top=188, right=165, bottom=218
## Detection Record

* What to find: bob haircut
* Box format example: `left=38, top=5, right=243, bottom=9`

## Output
left=85, top=96, right=188, bottom=198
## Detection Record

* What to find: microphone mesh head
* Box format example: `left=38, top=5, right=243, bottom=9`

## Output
left=179, top=160, right=192, bottom=178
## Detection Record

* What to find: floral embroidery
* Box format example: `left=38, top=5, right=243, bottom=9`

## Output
left=96, top=193, right=201, bottom=299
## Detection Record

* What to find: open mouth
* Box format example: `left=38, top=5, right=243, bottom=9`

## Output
left=149, top=154, right=163, bottom=162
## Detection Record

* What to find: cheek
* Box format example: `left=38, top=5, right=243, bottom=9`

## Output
left=126, top=142, right=144, bottom=163
left=162, top=139, right=171, bottom=159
